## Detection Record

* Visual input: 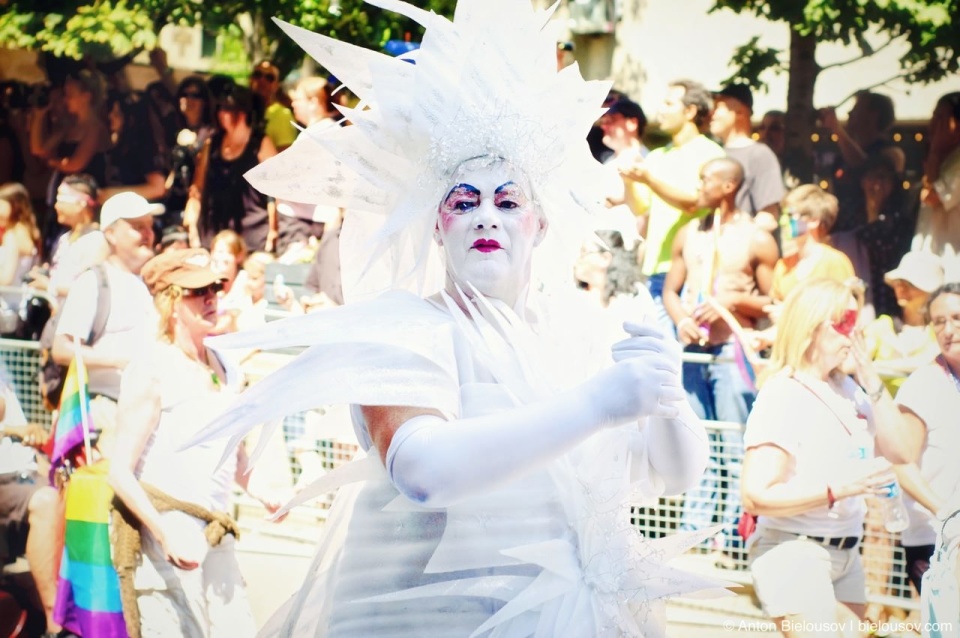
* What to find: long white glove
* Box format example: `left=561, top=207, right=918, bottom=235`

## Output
left=613, top=323, right=710, bottom=496
left=385, top=321, right=694, bottom=508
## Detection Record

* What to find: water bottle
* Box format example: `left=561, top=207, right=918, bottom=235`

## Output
left=878, top=480, right=910, bottom=533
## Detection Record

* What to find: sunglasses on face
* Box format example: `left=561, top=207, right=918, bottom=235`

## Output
left=56, top=189, right=93, bottom=206
left=182, top=283, right=224, bottom=298
left=830, top=309, right=858, bottom=337
left=251, top=70, right=278, bottom=82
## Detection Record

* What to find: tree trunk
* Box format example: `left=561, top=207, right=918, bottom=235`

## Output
left=783, top=29, right=818, bottom=184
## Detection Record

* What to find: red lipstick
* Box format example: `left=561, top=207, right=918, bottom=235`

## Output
left=472, top=239, right=501, bottom=253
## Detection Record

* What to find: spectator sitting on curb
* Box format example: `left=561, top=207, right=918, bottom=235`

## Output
left=0, top=377, right=65, bottom=637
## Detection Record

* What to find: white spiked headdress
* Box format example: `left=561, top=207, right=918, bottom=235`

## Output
left=247, top=0, right=612, bottom=299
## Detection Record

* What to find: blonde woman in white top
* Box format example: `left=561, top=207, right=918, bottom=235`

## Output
left=743, top=278, right=921, bottom=637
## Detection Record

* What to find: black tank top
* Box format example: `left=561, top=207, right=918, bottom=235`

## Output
left=201, top=129, right=270, bottom=251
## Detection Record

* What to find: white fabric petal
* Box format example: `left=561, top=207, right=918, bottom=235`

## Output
left=271, top=454, right=381, bottom=520
left=356, top=575, right=534, bottom=605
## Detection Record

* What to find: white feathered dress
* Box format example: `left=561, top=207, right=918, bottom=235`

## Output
left=190, top=288, right=725, bottom=637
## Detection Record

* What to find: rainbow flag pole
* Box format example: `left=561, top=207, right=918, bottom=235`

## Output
left=51, top=340, right=128, bottom=636
left=75, top=339, right=93, bottom=463
left=50, top=339, right=95, bottom=473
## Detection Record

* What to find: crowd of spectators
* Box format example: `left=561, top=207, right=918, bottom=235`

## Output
left=0, top=44, right=958, bottom=637
left=591, top=75, right=960, bottom=635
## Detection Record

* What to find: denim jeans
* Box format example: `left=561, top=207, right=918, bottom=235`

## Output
left=645, top=272, right=677, bottom=340
left=678, top=341, right=756, bottom=548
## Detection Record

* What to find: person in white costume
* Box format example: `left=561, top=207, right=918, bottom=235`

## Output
left=186, top=1, right=722, bottom=635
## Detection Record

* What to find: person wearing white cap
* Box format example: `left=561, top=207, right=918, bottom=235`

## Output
left=50, top=191, right=160, bottom=457
left=863, top=250, right=944, bottom=396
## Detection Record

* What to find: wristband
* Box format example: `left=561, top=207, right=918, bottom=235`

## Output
left=826, top=485, right=836, bottom=509
left=866, top=384, right=884, bottom=402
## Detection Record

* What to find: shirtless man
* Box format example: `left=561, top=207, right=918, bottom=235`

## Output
left=663, top=156, right=778, bottom=559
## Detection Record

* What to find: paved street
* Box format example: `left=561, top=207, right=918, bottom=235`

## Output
left=234, top=511, right=777, bottom=637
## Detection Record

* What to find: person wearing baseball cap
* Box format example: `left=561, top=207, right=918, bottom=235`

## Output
left=98, top=191, right=162, bottom=277
left=596, top=95, right=649, bottom=254
left=600, top=97, right=649, bottom=160
left=884, top=250, right=945, bottom=298
left=109, top=247, right=277, bottom=635
left=864, top=250, right=944, bottom=395
left=141, top=247, right=226, bottom=297
left=709, top=82, right=785, bottom=234
left=714, top=83, right=753, bottom=112
left=51, top=191, right=161, bottom=457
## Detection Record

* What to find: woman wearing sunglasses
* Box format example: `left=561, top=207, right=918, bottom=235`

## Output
left=741, top=277, right=922, bottom=637
left=183, top=86, right=278, bottom=253
left=249, top=60, right=296, bottom=152
left=108, top=249, right=281, bottom=637
left=162, top=77, right=216, bottom=223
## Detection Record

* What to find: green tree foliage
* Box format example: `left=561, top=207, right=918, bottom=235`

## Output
left=0, top=0, right=156, bottom=62
left=0, top=0, right=457, bottom=74
left=711, top=0, right=958, bottom=181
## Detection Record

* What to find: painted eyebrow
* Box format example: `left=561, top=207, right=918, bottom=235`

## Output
left=495, top=181, right=519, bottom=195
left=444, top=183, right=481, bottom=199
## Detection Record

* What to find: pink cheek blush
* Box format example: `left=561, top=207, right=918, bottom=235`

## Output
left=438, top=210, right=457, bottom=234
left=518, top=211, right=538, bottom=237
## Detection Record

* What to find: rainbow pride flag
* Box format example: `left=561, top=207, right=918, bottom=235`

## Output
left=50, top=355, right=94, bottom=472
left=53, top=462, right=128, bottom=637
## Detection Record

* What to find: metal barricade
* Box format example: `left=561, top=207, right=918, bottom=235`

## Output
left=629, top=420, right=917, bottom=611
left=0, top=337, right=50, bottom=428
left=630, top=352, right=918, bottom=615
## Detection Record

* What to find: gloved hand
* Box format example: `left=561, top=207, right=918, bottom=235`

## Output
left=383, top=320, right=688, bottom=507
left=587, top=320, right=686, bottom=423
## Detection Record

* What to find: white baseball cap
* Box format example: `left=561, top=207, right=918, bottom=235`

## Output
left=99, top=192, right=165, bottom=229
left=884, top=250, right=944, bottom=294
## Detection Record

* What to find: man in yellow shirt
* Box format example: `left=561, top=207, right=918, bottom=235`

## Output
left=620, top=79, right=725, bottom=333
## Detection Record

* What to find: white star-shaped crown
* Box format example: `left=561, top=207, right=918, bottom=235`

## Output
left=246, top=0, right=611, bottom=298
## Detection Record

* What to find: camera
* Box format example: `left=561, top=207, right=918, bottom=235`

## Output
left=0, top=81, right=29, bottom=110
left=28, top=83, right=52, bottom=109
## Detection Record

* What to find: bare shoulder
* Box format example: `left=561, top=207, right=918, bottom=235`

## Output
left=750, top=225, right=779, bottom=257
left=362, top=405, right=444, bottom=462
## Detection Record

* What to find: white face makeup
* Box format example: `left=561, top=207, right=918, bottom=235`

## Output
left=434, top=158, right=546, bottom=305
